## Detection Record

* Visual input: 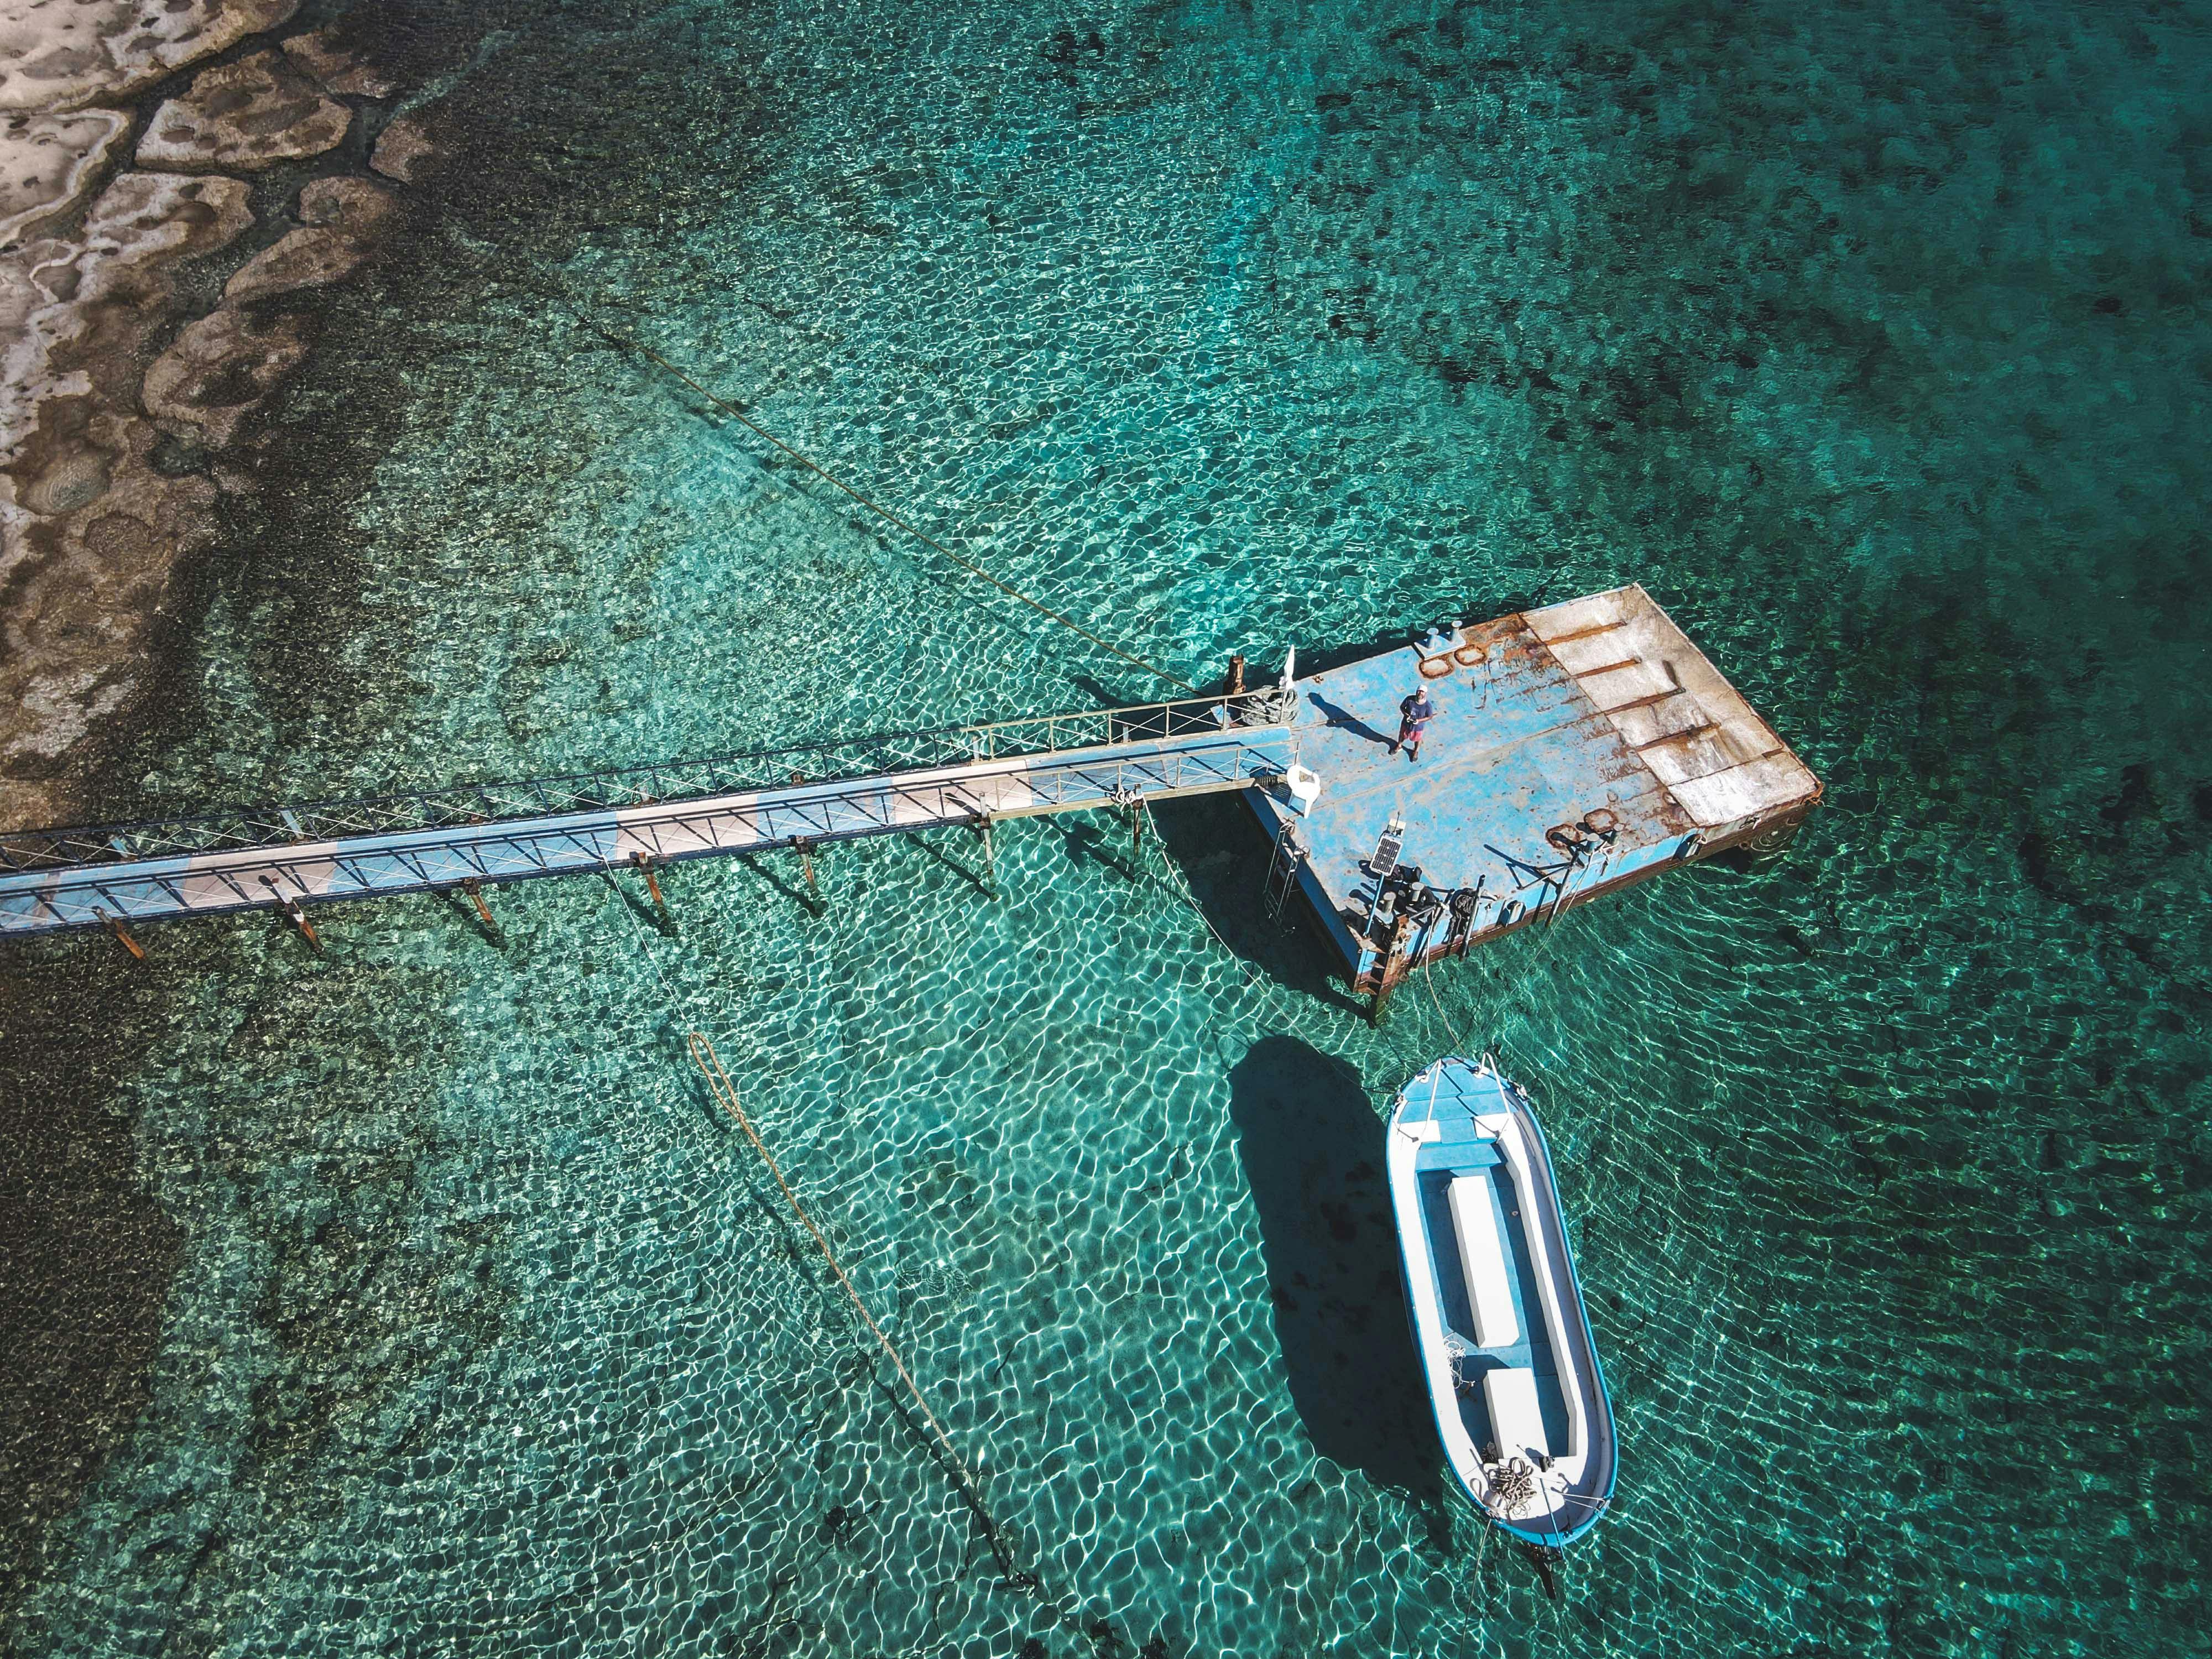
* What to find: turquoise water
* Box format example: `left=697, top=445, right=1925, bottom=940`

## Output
left=4, top=0, right=2208, bottom=1652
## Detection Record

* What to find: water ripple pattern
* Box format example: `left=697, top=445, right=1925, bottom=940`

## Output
left=2, top=0, right=2206, bottom=1654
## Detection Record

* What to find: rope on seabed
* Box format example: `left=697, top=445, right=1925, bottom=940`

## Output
left=441, top=229, right=1195, bottom=703
left=584, top=315, right=1197, bottom=697
left=682, top=1029, right=1045, bottom=1594
left=602, top=902, right=1107, bottom=1621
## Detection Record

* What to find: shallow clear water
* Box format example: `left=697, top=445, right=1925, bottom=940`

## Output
left=4, top=0, right=2208, bottom=1653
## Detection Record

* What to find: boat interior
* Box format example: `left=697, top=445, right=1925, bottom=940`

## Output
left=1390, top=1058, right=1614, bottom=1544
left=1418, top=1149, right=1572, bottom=1460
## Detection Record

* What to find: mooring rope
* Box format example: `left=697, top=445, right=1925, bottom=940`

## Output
left=585, top=317, right=1197, bottom=697
left=603, top=894, right=1047, bottom=1593
left=682, top=1030, right=1042, bottom=1592
left=1422, top=964, right=1475, bottom=1057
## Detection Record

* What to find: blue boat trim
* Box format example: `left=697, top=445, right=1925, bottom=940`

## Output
left=1386, top=1057, right=1618, bottom=1546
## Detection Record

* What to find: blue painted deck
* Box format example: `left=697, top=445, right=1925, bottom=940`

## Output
left=1251, top=586, right=1820, bottom=987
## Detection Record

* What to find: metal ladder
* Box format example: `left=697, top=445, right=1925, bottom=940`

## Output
left=1263, top=821, right=1306, bottom=926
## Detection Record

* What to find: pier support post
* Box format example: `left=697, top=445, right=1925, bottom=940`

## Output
left=259, top=875, right=322, bottom=951
left=1370, top=911, right=1414, bottom=1023
left=95, top=909, right=146, bottom=961
left=461, top=878, right=495, bottom=928
left=972, top=812, right=996, bottom=899
left=282, top=897, right=321, bottom=951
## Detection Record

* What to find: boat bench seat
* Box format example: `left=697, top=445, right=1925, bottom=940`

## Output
left=1415, top=1140, right=1501, bottom=1173
left=1484, top=1366, right=1549, bottom=1461
left=1447, top=1174, right=1520, bottom=1349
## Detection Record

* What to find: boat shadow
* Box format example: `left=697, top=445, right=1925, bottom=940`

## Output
left=1228, top=1036, right=1444, bottom=1499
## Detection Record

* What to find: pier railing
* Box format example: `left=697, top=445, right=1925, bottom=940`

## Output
left=0, top=693, right=1280, bottom=874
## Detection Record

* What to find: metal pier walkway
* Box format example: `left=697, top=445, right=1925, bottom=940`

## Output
left=0, top=696, right=1298, bottom=940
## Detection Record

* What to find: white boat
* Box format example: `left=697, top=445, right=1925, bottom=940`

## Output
left=1386, top=1057, right=1616, bottom=1546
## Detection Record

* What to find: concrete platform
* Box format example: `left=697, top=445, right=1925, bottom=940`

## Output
left=1249, top=585, right=1820, bottom=992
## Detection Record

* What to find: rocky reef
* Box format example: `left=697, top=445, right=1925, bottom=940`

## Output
left=280, top=23, right=395, bottom=100
left=0, top=0, right=459, bottom=1619
left=0, top=108, right=129, bottom=244
left=221, top=176, right=398, bottom=304
left=0, top=2, right=444, bottom=830
left=0, top=0, right=299, bottom=111
left=137, top=47, right=352, bottom=171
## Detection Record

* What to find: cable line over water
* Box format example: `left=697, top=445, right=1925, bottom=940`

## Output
left=583, top=312, right=1198, bottom=696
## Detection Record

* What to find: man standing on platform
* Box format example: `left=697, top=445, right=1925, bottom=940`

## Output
left=1394, top=684, right=1437, bottom=760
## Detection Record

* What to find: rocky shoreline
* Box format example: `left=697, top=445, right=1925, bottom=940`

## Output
left=0, top=1, right=448, bottom=832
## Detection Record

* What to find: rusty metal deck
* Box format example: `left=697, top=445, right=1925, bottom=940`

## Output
left=1, top=587, right=1814, bottom=972
left=1249, top=585, right=1820, bottom=990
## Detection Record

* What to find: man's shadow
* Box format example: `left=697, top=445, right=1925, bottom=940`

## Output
left=1307, top=692, right=1394, bottom=750
left=1229, top=1036, right=1442, bottom=1495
